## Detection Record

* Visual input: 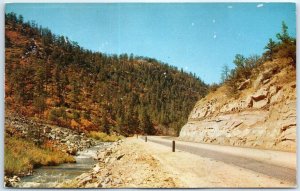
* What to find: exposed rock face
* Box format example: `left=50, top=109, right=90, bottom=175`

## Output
left=180, top=60, right=296, bottom=152
left=5, top=116, right=96, bottom=155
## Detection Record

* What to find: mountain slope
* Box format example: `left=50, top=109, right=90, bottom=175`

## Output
left=179, top=21, right=296, bottom=152
left=5, top=12, right=208, bottom=136
left=179, top=58, right=296, bottom=152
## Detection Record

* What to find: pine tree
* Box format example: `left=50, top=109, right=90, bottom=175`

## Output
left=140, top=110, right=155, bottom=135
left=276, top=21, right=290, bottom=43
left=264, top=38, right=277, bottom=61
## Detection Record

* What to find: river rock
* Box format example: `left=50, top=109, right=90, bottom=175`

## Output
left=5, top=175, right=21, bottom=187
left=105, top=157, right=111, bottom=164
left=76, top=173, right=93, bottom=185
left=85, top=182, right=102, bottom=188
left=43, top=126, right=52, bottom=133
left=93, top=164, right=101, bottom=173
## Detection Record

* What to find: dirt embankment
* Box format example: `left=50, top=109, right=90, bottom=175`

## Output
left=59, top=137, right=294, bottom=188
left=60, top=138, right=179, bottom=188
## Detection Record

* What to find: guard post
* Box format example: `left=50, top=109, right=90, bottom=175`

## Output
left=172, top=140, right=175, bottom=152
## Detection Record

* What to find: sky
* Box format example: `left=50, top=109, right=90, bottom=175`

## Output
left=5, top=3, right=296, bottom=84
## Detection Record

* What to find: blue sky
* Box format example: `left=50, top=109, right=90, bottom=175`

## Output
left=6, top=3, right=296, bottom=84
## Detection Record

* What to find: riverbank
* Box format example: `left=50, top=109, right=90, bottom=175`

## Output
left=4, top=115, right=96, bottom=187
left=60, top=137, right=295, bottom=188
left=15, top=142, right=112, bottom=188
left=60, top=138, right=180, bottom=188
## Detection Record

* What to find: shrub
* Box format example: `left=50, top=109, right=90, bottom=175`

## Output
left=4, top=136, right=75, bottom=176
left=88, top=131, right=123, bottom=142
left=208, top=83, right=220, bottom=92
left=224, top=54, right=262, bottom=97
left=48, top=107, right=67, bottom=122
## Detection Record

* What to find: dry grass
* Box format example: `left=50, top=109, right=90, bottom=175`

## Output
left=4, top=136, right=75, bottom=176
left=88, top=131, right=123, bottom=142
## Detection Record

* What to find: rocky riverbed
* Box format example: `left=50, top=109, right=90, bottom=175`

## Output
left=5, top=115, right=96, bottom=155
left=14, top=142, right=112, bottom=188
left=60, top=138, right=178, bottom=188
left=4, top=115, right=97, bottom=187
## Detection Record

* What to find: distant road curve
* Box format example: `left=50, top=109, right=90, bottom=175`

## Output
left=142, top=136, right=296, bottom=184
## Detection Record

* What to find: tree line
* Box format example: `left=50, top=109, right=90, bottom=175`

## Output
left=218, top=21, right=296, bottom=96
left=5, top=12, right=208, bottom=136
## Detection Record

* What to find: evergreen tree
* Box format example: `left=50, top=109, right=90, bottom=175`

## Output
left=264, top=38, right=277, bottom=61
left=101, top=110, right=110, bottom=134
left=276, top=21, right=290, bottom=43
left=140, top=110, right=155, bottom=135
left=221, top=64, right=230, bottom=83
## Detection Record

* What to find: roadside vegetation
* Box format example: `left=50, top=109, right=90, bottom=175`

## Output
left=4, top=134, right=75, bottom=176
left=219, top=21, right=296, bottom=97
left=88, top=131, right=123, bottom=142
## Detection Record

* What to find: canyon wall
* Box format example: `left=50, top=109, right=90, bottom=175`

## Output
left=179, top=59, right=296, bottom=152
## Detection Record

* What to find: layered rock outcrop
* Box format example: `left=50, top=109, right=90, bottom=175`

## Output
left=180, top=60, right=296, bottom=152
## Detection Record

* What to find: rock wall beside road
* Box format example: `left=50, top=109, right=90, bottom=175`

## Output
left=180, top=59, right=296, bottom=152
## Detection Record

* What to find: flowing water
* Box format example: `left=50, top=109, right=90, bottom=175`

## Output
left=17, top=142, right=111, bottom=188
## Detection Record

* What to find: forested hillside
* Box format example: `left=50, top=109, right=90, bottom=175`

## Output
left=5, top=12, right=208, bottom=136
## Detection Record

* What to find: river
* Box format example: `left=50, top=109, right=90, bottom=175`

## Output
left=17, top=142, right=111, bottom=188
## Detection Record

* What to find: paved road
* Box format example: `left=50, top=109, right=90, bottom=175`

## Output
left=142, top=136, right=296, bottom=184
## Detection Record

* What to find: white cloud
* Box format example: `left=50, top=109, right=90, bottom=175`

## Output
left=191, top=22, right=195, bottom=26
left=213, top=34, right=217, bottom=39
left=227, top=5, right=233, bottom=9
left=257, top=4, right=264, bottom=8
left=212, top=19, right=216, bottom=23
left=185, top=66, right=188, bottom=70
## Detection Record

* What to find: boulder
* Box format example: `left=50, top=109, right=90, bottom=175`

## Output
left=253, top=98, right=268, bottom=108
left=252, top=88, right=268, bottom=101
left=73, top=135, right=81, bottom=141
left=43, top=126, right=52, bottom=134
left=5, top=176, right=20, bottom=187
left=76, top=173, right=93, bottom=185
left=93, top=164, right=101, bottom=173
left=67, top=147, right=78, bottom=155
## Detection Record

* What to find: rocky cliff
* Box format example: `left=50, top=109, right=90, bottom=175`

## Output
left=179, top=59, right=296, bottom=152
